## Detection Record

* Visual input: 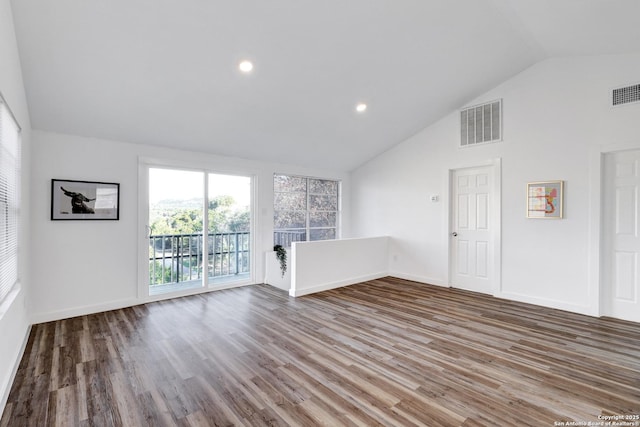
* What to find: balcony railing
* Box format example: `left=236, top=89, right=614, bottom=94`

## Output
left=149, top=232, right=250, bottom=286
left=273, top=230, right=306, bottom=247
left=149, top=230, right=309, bottom=287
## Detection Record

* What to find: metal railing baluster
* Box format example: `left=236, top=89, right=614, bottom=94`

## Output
left=148, top=231, right=253, bottom=287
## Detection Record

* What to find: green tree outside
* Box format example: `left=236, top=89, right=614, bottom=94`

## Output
left=150, top=195, right=250, bottom=236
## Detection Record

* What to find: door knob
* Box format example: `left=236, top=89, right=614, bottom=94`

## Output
left=452, top=232, right=458, bottom=237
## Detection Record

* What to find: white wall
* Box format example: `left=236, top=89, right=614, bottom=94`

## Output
left=264, top=250, right=291, bottom=291
left=290, top=236, right=389, bottom=296
left=0, top=0, right=32, bottom=414
left=29, top=131, right=350, bottom=322
left=351, top=53, right=640, bottom=316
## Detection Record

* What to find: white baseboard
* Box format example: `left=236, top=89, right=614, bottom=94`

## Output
left=31, top=297, right=140, bottom=324
left=266, top=282, right=289, bottom=291
left=496, top=291, right=595, bottom=317
left=388, top=274, right=595, bottom=317
left=388, top=272, right=449, bottom=288
left=289, top=272, right=388, bottom=297
left=31, top=281, right=261, bottom=324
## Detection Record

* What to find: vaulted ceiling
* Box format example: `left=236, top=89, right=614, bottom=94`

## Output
left=10, top=0, right=640, bottom=171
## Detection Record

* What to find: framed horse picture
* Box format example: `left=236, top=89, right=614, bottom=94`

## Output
left=51, top=179, right=120, bottom=220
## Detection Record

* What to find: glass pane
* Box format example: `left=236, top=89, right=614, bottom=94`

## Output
left=208, top=174, right=251, bottom=281
left=149, top=168, right=204, bottom=236
left=309, top=179, right=338, bottom=194
left=309, top=211, right=336, bottom=228
left=274, top=192, right=306, bottom=211
left=149, top=168, right=204, bottom=294
left=274, top=210, right=306, bottom=229
left=274, top=174, right=307, bottom=192
left=309, top=228, right=336, bottom=241
left=309, top=194, right=337, bottom=211
left=273, top=174, right=339, bottom=245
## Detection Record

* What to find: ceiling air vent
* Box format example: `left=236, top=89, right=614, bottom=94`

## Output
left=460, top=99, right=501, bottom=147
left=612, top=83, right=640, bottom=107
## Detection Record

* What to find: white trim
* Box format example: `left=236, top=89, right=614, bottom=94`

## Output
left=588, top=148, right=604, bottom=317
left=146, top=281, right=254, bottom=304
left=31, top=297, right=140, bottom=324
left=30, top=281, right=256, bottom=324
left=203, top=172, right=210, bottom=288
left=591, top=141, right=640, bottom=319
left=492, top=158, right=502, bottom=295
left=289, top=272, right=387, bottom=297
left=388, top=271, right=448, bottom=288
left=137, top=160, right=149, bottom=299
left=137, top=157, right=258, bottom=303
left=498, top=291, right=593, bottom=316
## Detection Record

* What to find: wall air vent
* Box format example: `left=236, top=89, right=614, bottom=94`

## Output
left=612, top=83, right=640, bottom=107
left=460, top=99, right=501, bottom=147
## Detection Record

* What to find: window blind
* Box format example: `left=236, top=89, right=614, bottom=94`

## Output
left=0, top=94, right=21, bottom=303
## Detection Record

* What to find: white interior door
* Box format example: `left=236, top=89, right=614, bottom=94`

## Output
left=451, top=167, right=493, bottom=295
left=603, top=150, right=640, bottom=322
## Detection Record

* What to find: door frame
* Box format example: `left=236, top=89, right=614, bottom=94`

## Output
left=591, top=142, right=640, bottom=318
left=447, top=158, right=502, bottom=296
left=137, top=157, right=258, bottom=302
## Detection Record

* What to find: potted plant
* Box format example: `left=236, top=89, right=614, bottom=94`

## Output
left=273, top=244, right=287, bottom=277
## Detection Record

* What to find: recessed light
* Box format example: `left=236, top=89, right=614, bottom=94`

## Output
left=239, top=60, right=254, bottom=73
left=356, top=103, right=367, bottom=113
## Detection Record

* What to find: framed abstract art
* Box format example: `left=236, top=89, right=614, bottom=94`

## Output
left=526, top=181, right=563, bottom=219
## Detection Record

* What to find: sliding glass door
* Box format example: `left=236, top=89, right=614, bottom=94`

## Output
left=207, top=173, right=251, bottom=285
left=146, top=167, right=252, bottom=296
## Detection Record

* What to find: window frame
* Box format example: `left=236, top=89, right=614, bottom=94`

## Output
left=138, top=159, right=256, bottom=301
left=273, top=174, right=341, bottom=246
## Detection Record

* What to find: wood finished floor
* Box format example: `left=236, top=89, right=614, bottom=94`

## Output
left=2, top=277, right=640, bottom=426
